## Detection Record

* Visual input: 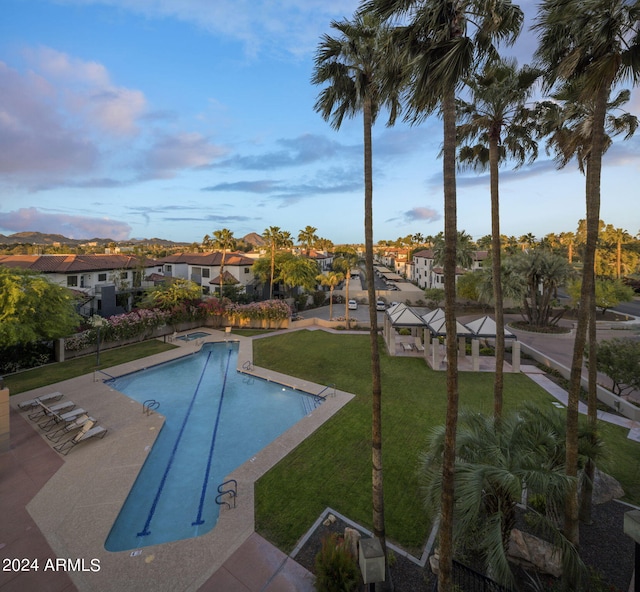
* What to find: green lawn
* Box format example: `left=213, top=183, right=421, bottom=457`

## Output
left=253, top=330, right=640, bottom=555
left=4, top=340, right=177, bottom=395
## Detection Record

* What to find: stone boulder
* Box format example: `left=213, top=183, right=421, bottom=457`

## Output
left=508, top=529, right=562, bottom=578
left=590, top=467, right=625, bottom=505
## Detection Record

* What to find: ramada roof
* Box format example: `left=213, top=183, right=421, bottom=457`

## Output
left=0, top=254, right=159, bottom=273
left=158, top=252, right=255, bottom=266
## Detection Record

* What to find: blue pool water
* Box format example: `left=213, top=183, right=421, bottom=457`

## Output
left=175, top=331, right=210, bottom=341
left=105, top=342, right=320, bottom=552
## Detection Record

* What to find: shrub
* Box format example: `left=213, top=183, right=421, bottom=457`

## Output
left=314, top=533, right=361, bottom=592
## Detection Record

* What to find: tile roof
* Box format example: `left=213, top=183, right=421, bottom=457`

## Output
left=0, top=254, right=160, bottom=273
left=158, top=252, right=254, bottom=266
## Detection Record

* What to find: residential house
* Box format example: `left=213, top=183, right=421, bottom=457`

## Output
left=412, top=249, right=489, bottom=289
left=0, top=254, right=162, bottom=316
left=158, top=252, right=258, bottom=296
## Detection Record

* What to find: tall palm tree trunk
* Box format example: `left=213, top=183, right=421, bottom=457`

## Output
left=489, top=130, right=505, bottom=422
left=439, top=83, right=460, bottom=592
left=565, top=82, right=608, bottom=546
left=220, top=250, right=227, bottom=297
left=363, top=95, right=388, bottom=576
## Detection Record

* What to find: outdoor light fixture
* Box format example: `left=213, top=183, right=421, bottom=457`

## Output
left=358, top=537, right=385, bottom=588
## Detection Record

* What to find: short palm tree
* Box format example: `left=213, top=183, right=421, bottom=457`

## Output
left=534, top=0, right=640, bottom=539
left=317, top=271, right=344, bottom=320
left=211, top=228, right=236, bottom=297
left=420, top=408, right=584, bottom=589
left=457, top=58, right=540, bottom=421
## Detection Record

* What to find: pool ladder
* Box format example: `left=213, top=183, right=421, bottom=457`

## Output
left=143, top=399, right=160, bottom=416
left=215, top=479, right=237, bottom=510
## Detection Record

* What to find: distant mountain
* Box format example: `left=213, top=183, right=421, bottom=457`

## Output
left=0, top=232, right=188, bottom=247
left=242, top=232, right=267, bottom=247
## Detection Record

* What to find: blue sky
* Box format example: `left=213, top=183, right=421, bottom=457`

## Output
left=1, top=0, right=639, bottom=245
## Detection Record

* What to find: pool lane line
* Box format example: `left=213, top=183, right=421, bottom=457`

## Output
left=137, top=350, right=213, bottom=538
left=192, top=348, right=233, bottom=526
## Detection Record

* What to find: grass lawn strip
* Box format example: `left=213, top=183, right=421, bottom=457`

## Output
left=253, top=329, right=640, bottom=555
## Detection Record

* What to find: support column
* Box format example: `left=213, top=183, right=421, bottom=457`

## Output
left=512, top=341, right=521, bottom=373
left=472, top=339, right=480, bottom=372
left=458, top=336, right=466, bottom=358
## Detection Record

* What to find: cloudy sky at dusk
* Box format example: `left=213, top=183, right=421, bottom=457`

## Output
left=1, top=0, right=639, bottom=245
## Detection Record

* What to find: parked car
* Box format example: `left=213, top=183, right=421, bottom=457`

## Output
left=348, top=299, right=358, bottom=310
left=376, top=300, right=386, bottom=311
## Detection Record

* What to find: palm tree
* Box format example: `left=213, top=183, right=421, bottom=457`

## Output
left=364, top=2, right=523, bottom=588
left=456, top=58, right=540, bottom=421
left=262, top=226, right=288, bottom=299
left=432, top=230, right=475, bottom=270
left=421, top=407, right=587, bottom=588
left=298, top=226, right=319, bottom=256
left=317, top=271, right=345, bottom=319
left=534, top=0, right=640, bottom=536
left=312, top=11, right=400, bottom=570
left=333, top=250, right=360, bottom=326
left=211, top=228, right=236, bottom=297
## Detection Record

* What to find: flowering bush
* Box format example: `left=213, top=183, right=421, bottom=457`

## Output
left=225, top=299, right=290, bottom=321
left=64, top=329, right=96, bottom=352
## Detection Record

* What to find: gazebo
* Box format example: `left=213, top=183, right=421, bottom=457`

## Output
left=384, top=305, right=520, bottom=372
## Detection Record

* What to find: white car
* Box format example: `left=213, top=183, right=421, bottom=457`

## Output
left=376, top=300, right=386, bottom=311
left=348, top=299, right=358, bottom=310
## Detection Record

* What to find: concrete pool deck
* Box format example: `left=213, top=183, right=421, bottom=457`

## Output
left=2, top=330, right=353, bottom=592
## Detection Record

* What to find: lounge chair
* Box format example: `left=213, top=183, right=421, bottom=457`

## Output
left=18, top=392, right=63, bottom=410
left=28, top=400, right=75, bottom=421
left=414, top=338, right=425, bottom=352
left=402, top=342, right=414, bottom=352
left=54, top=420, right=108, bottom=456
left=47, top=414, right=94, bottom=443
left=39, top=407, right=86, bottom=431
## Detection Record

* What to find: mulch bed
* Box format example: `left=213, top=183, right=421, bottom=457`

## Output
left=291, top=500, right=635, bottom=591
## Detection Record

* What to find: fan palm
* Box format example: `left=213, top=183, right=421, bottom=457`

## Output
left=333, top=250, right=360, bottom=326
left=211, top=228, right=236, bottom=297
left=457, top=58, right=539, bottom=421
left=317, top=271, right=345, bottom=320
left=534, top=0, right=640, bottom=542
left=361, top=0, right=524, bottom=585
left=298, top=225, right=319, bottom=256
left=312, top=11, right=401, bottom=568
left=420, top=407, right=586, bottom=589
left=262, top=226, right=289, bottom=299
left=538, top=80, right=637, bottom=526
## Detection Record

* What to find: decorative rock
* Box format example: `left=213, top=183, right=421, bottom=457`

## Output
left=590, top=468, right=625, bottom=505
left=429, top=549, right=440, bottom=575
left=344, top=527, right=361, bottom=558
left=322, top=513, right=336, bottom=527
left=508, top=529, right=562, bottom=578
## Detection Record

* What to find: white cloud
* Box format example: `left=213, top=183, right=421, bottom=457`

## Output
left=55, top=0, right=361, bottom=57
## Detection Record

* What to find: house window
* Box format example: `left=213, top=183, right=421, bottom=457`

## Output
left=67, top=275, right=78, bottom=287
left=98, top=273, right=107, bottom=282
left=120, top=271, right=128, bottom=280
left=165, top=265, right=172, bottom=273
left=244, top=268, right=249, bottom=274
left=202, top=268, right=210, bottom=278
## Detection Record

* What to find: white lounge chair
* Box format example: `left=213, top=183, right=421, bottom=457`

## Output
left=54, top=420, right=108, bottom=455
left=28, top=400, right=75, bottom=421
left=47, top=414, right=94, bottom=443
left=18, top=392, right=63, bottom=410
left=39, top=407, right=86, bottom=431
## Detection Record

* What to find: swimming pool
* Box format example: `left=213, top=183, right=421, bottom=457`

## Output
left=174, top=331, right=211, bottom=342
left=105, top=341, right=321, bottom=552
